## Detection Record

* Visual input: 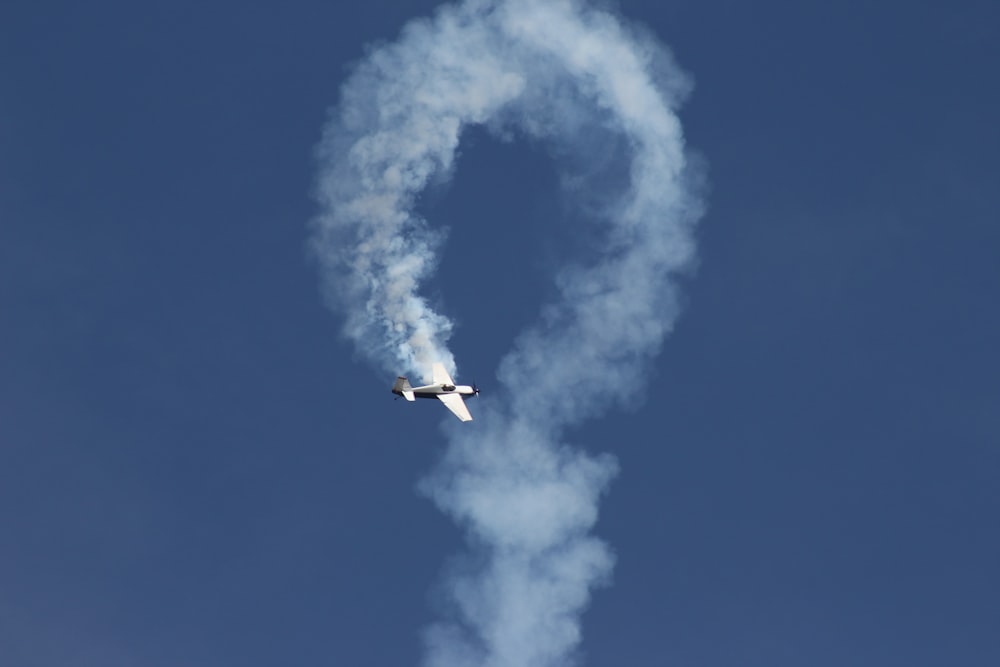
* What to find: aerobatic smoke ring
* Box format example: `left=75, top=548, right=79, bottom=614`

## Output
left=312, top=1, right=701, bottom=665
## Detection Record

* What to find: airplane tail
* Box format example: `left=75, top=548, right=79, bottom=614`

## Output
left=392, top=376, right=415, bottom=401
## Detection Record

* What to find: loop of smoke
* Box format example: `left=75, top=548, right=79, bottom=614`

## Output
left=312, top=1, right=702, bottom=665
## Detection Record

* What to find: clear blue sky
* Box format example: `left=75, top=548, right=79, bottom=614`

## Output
left=1, top=1, right=997, bottom=665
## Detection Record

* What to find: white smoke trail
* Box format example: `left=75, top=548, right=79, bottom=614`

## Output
left=312, top=1, right=702, bottom=665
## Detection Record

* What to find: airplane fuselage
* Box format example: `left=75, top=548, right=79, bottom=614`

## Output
left=394, top=383, right=477, bottom=399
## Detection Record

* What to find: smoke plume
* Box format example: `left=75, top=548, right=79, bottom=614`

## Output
left=312, top=0, right=702, bottom=664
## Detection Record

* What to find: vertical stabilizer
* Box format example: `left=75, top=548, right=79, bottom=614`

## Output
left=392, top=376, right=415, bottom=401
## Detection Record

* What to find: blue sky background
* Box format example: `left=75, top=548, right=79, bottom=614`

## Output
left=1, top=1, right=998, bottom=665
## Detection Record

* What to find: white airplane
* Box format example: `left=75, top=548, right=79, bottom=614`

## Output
left=391, top=362, right=479, bottom=422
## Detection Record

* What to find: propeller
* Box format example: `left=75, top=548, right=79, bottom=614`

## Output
left=472, top=380, right=480, bottom=397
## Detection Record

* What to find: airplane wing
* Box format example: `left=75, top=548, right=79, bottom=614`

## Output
left=437, top=393, right=473, bottom=422
left=432, top=362, right=455, bottom=386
